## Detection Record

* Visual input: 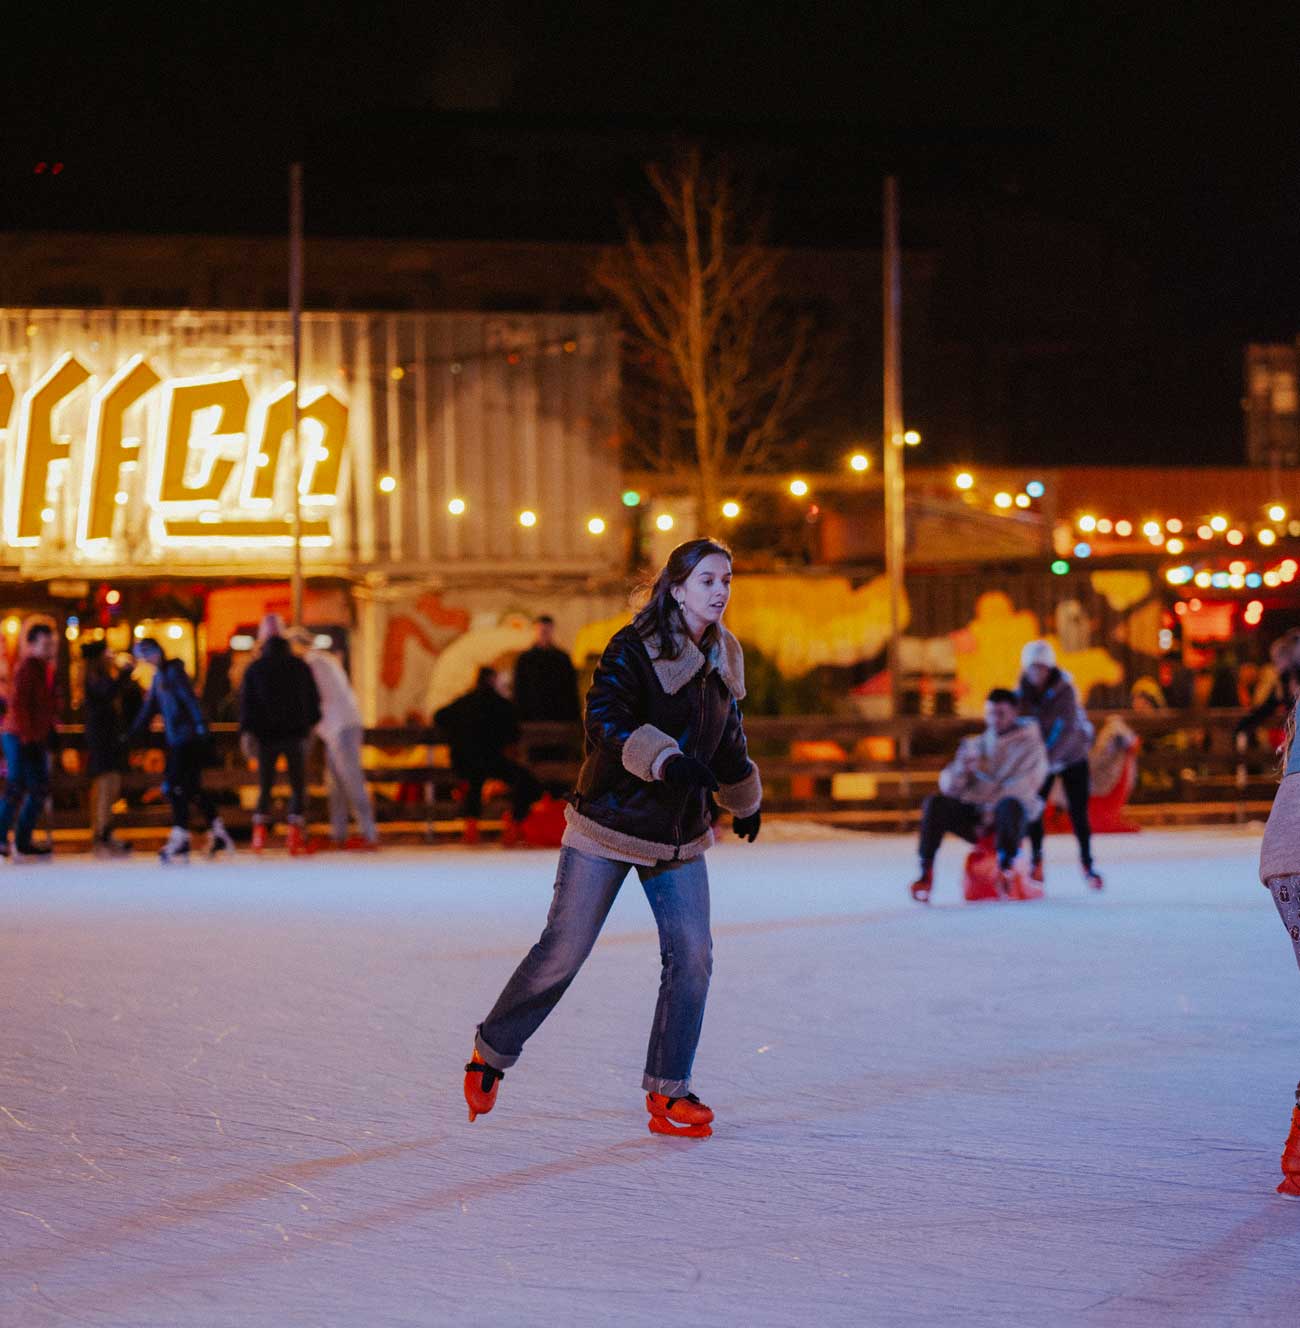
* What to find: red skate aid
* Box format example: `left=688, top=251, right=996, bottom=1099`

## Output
left=962, top=836, right=1003, bottom=902
left=522, top=793, right=567, bottom=848
left=464, top=1051, right=503, bottom=1122
left=646, top=1092, right=714, bottom=1138
left=1279, top=1106, right=1300, bottom=1197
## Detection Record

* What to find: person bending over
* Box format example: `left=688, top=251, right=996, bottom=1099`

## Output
left=1018, top=639, right=1103, bottom=890
left=909, top=687, right=1048, bottom=903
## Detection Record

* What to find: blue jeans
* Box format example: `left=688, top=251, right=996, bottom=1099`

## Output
left=0, top=733, right=50, bottom=849
left=476, top=846, right=713, bottom=1096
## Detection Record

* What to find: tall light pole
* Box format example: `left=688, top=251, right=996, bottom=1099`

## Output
left=289, top=161, right=305, bottom=625
left=882, top=176, right=905, bottom=718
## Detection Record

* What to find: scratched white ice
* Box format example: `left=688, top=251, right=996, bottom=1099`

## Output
left=2, top=826, right=1297, bottom=1327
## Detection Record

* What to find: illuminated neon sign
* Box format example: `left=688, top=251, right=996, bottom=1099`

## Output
left=0, top=354, right=349, bottom=552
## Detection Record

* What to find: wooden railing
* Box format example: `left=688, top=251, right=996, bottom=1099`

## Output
left=27, top=708, right=1279, bottom=842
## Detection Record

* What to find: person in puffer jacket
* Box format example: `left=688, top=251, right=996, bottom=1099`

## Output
left=1018, top=639, right=1103, bottom=890
left=908, top=687, right=1048, bottom=902
left=463, top=538, right=761, bottom=1139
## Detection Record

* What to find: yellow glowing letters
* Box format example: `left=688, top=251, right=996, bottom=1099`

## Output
left=154, top=373, right=250, bottom=508
left=79, top=355, right=161, bottom=543
left=4, top=353, right=350, bottom=552
left=7, top=353, right=91, bottom=545
left=244, top=386, right=349, bottom=506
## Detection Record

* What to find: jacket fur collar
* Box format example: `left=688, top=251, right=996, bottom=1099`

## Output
left=641, top=625, right=746, bottom=700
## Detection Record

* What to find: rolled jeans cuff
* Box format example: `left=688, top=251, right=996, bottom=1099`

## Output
left=642, top=1071, right=691, bottom=1096
left=474, top=1026, right=518, bottom=1072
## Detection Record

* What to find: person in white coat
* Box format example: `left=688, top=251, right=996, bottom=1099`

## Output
left=287, top=627, right=378, bottom=850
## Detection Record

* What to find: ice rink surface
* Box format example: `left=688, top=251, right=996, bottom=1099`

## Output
left=2, top=825, right=1298, bottom=1327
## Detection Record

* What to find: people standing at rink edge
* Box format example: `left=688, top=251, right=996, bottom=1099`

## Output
left=128, top=637, right=233, bottom=864
left=0, top=621, right=59, bottom=859
left=81, top=640, right=134, bottom=857
left=286, top=626, right=378, bottom=851
left=239, top=614, right=321, bottom=856
left=514, top=614, right=581, bottom=725
left=463, top=537, right=762, bottom=1139
left=1018, top=639, right=1104, bottom=890
left=908, top=687, right=1048, bottom=903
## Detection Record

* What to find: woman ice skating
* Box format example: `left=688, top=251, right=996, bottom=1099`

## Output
left=1259, top=712, right=1300, bottom=1196
left=1018, top=639, right=1104, bottom=890
left=463, top=538, right=762, bottom=1139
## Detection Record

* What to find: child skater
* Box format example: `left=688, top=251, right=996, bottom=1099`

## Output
left=463, top=538, right=762, bottom=1139
left=1260, top=711, right=1300, bottom=1196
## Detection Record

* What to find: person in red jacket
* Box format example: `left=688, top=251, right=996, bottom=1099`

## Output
left=0, top=621, right=59, bottom=858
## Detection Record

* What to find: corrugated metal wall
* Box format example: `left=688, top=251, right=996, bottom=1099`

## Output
left=0, top=308, right=621, bottom=577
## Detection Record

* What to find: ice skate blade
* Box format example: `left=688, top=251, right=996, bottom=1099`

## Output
left=647, top=1116, right=712, bottom=1139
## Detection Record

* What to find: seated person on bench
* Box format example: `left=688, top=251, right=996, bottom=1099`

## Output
left=908, top=687, right=1048, bottom=902
left=435, top=667, right=542, bottom=839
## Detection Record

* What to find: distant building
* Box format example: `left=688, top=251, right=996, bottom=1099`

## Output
left=1244, top=343, right=1300, bottom=467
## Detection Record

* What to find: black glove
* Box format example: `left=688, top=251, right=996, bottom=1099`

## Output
left=732, top=809, right=761, bottom=842
left=661, top=754, right=719, bottom=791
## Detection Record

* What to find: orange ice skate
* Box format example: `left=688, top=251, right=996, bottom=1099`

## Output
left=1003, top=865, right=1044, bottom=901
left=908, top=866, right=934, bottom=904
left=464, top=1050, right=503, bottom=1122
left=646, top=1092, right=714, bottom=1138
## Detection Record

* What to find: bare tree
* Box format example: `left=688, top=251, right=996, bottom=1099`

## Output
left=595, top=149, right=816, bottom=521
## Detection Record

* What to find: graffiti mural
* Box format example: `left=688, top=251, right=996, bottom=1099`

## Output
left=369, top=567, right=1162, bottom=726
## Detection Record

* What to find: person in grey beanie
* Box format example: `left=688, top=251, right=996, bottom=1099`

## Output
left=1018, top=639, right=1103, bottom=890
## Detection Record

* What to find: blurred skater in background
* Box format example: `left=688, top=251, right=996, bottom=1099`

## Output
left=1018, top=640, right=1104, bottom=890
left=0, top=622, right=59, bottom=860
left=287, top=626, right=377, bottom=851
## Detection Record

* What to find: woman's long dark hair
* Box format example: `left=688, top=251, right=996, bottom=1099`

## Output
left=632, top=537, right=733, bottom=660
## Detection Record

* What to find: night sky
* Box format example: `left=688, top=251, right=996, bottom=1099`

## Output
left=7, top=2, right=1300, bottom=463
